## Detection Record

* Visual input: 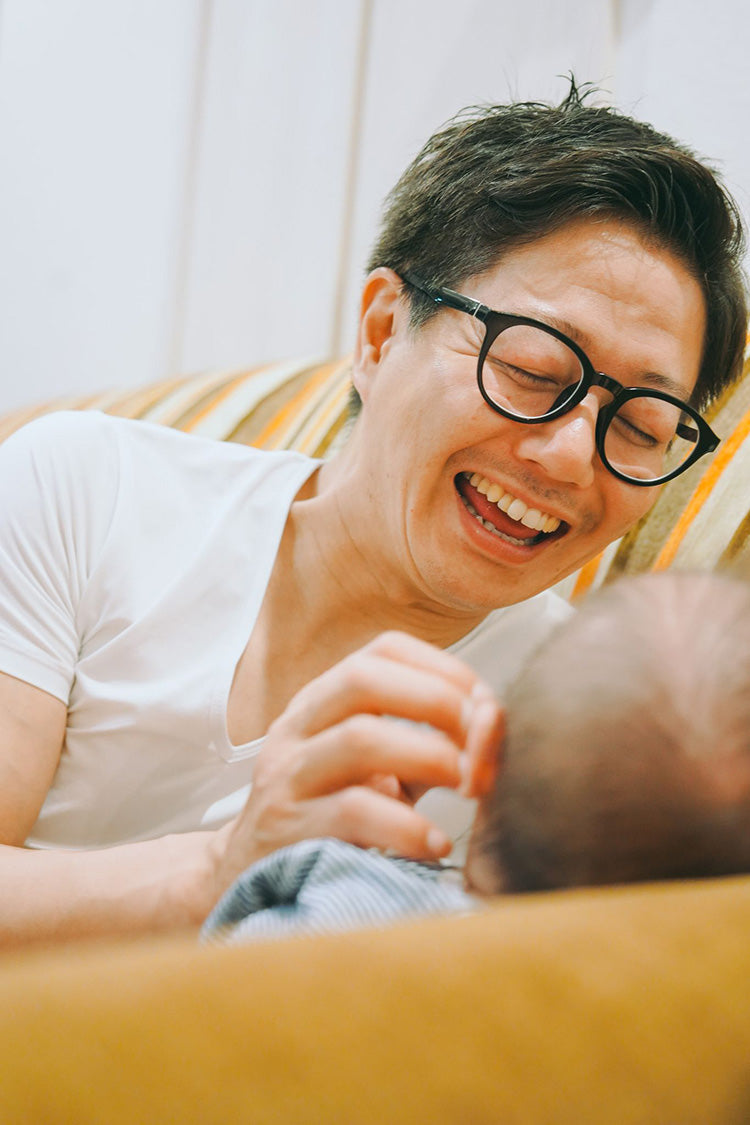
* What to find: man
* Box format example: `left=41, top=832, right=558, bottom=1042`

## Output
left=0, top=83, right=745, bottom=946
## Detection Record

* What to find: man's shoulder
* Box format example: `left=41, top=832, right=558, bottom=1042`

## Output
left=3, top=409, right=315, bottom=467
left=4, top=411, right=319, bottom=508
left=1, top=409, right=115, bottom=462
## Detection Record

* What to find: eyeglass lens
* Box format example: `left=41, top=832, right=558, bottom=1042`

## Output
left=479, top=326, right=698, bottom=483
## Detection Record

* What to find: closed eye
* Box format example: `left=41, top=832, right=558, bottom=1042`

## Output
left=610, top=414, right=661, bottom=448
left=490, top=360, right=565, bottom=389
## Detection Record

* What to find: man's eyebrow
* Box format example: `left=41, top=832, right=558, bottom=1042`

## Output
left=637, top=370, right=692, bottom=400
left=528, top=311, right=596, bottom=353
left=533, top=313, right=691, bottom=401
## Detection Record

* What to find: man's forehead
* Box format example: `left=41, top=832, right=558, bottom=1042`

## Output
left=458, top=230, right=705, bottom=399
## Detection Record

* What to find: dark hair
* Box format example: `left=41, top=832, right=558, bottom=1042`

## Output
left=367, top=80, right=747, bottom=410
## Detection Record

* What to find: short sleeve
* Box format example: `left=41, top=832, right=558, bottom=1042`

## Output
left=0, top=411, right=120, bottom=702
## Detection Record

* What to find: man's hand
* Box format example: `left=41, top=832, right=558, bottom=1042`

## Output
left=210, top=631, right=503, bottom=899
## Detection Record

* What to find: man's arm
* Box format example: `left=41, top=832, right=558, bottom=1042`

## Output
left=0, top=672, right=217, bottom=948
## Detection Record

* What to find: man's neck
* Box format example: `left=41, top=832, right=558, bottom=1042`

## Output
left=273, top=461, right=489, bottom=659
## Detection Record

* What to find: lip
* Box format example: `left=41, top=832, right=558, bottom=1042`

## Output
left=453, top=473, right=569, bottom=560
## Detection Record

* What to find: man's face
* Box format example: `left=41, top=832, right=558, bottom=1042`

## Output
left=349, top=218, right=706, bottom=614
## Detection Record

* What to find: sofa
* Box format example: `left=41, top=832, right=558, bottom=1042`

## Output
left=2, top=352, right=750, bottom=1124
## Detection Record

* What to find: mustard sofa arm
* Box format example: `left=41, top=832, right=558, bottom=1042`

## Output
left=2, top=874, right=750, bottom=1124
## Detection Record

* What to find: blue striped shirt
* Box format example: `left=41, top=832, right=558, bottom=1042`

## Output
left=201, top=838, right=478, bottom=944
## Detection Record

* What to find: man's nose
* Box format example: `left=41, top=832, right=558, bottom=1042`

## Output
left=513, top=393, right=600, bottom=488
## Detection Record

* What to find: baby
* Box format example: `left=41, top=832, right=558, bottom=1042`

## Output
left=203, top=570, right=750, bottom=943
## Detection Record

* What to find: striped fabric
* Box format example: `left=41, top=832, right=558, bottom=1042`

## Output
left=2, top=342, right=750, bottom=598
left=0, top=355, right=355, bottom=460
left=201, top=838, right=477, bottom=944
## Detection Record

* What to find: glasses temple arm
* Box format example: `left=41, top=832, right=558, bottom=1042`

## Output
left=402, top=271, right=490, bottom=322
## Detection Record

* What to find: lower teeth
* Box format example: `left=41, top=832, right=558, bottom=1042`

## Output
left=463, top=498, right=544, bottom=547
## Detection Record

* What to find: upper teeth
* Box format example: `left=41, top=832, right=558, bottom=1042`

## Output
left=466, top=473, right=561, bottom=533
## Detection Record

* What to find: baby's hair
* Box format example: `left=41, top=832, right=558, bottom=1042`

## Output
left=476, top=571, right=750, bottom=892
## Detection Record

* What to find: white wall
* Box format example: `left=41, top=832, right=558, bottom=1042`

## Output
left=0, top=0, right=747, bottom=412
left=614, top=0, right=750, bottom=222
left=177, top=0, right=366, bottom=375
left=0, top=0, right=205, bottom=409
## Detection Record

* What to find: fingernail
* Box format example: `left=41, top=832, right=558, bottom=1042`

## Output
left=427, top=827, right=451, bottom=857
left=471, top=680, right=495, bottom=702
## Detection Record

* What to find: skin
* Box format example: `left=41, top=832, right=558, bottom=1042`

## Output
left=0, top=217, right=707, bottom=946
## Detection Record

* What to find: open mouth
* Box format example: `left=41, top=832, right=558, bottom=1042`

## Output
left=455, top=471, right=567, bottom=547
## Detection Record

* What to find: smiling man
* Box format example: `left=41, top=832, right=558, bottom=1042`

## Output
left=0, top=82, right=746, bottom=945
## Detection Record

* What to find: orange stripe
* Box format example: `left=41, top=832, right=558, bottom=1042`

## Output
left=295, top=382, right=352, bottom=457
left=253, top=362, right=340, bottom=448
left=181, top=365, right=271, bottom=432
left=107, top=374, right=189, bottom=419
left=570, top=553, right=605, bottom=601
left=653, top=405, right=750, bottom=570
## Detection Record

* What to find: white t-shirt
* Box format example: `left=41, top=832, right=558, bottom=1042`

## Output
left=0, top=411, right=571, bottom=851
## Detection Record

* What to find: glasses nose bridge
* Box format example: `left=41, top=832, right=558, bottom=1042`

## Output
left=590, top=369, right=624, bottom=402
left=553, top=370, right=615, bottom=422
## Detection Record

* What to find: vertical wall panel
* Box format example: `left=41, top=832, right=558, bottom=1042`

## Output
left=615, top=0, right=750, bottom=230
left=178, top=0, right=364, bottom=374
left=0, top=0, right=204, bottom=410
left=338, top=0, right=616, bottom=355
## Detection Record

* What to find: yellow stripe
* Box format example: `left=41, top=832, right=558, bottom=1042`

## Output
left=288, top=378, right=352, bottom=457
left=279, top=367, right=352, bottom=451
left=144, top=368, right=255, bottom=427
left=180, top=365, right=272, bottom=432
left=653, top=405, right=750, bottom=570
left=253, top=362, right=341, bottom=449
left=97, top=375, right=190, bottom=419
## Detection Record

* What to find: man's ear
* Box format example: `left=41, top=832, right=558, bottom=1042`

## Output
left=352, top=268, right=408, bottom=403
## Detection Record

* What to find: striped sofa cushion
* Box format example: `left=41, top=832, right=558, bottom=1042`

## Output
left=0, top=356, right=354, bottom=460
left=2, top=345, right=749, bottom=598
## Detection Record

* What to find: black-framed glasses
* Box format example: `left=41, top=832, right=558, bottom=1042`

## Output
left=403, top=271, right=718, bottom=486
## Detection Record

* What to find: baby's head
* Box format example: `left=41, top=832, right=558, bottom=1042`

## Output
left=466, top=570, right=750, bottom=895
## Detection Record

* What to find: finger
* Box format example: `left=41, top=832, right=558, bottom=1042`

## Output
left=365, top=773, right=409, bottom=802
left=365, top=631, right=482, bottom=693
left=399, top=780, right=429, bottom=805
left=461, top=696, right=505, bottom=799
left=303, top=787, right=453, bottom=861
left=292, top=714, right=463, bottom=797
left=283, top=650, right=476, bottom=745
